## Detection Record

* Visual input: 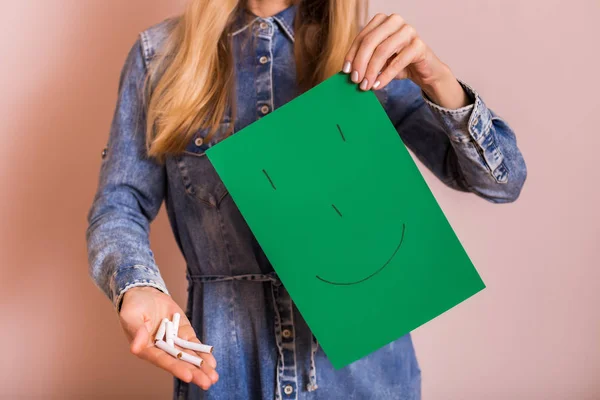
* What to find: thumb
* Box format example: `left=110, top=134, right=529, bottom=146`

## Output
left=130, top=324, right=150, bottom=355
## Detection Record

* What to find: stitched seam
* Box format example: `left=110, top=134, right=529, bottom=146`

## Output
left=272, top=16, right=295, bottom=42
left=139, top=31, right=152, bottom=68
left=269, top=34, right=275, bottom=115
left=271, top=285, right=284, bottom=400
left=187, top=273, right=279, bottom=283
left=424, top=93, right=475, bottom=116
left=174, top=156, right=219, bottom=208
left=217, top=189, right=230, bottom=207
left=472, top=118, right=507, bottom=183
left=290, top=302, right=298, bottom=400
left=182, top=150, right=207, bottom=158
left=229, top=17, right=258, bottom=37
left=111, top=264, right=160, bottom=280
left=114, top=280, right=169, bottom=310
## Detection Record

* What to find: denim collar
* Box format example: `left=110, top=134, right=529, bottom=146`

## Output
left=230, top=4, right=296, bottom=41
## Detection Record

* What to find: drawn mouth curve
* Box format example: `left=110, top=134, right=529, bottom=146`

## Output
left=315, top=223, right=406, bottom=286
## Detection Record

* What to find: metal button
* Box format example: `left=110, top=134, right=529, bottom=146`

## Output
left=283, top=385, right=293, bottom=395
left=260, top=105, right=270, bottom=115
left=194, top=137, right=204, bottom=147
left=259, top=56, right=269, bottom=64
left=101, top=147, right=108, bottom=159
left=259, top=22, right=269, bottom=30
left=282, top=329, right=292, bottom=338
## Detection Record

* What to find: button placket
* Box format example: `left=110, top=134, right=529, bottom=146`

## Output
left=270, top=284, right=298, bottom=400
left=254, top=19, right=274, bottom=38
left=254, top=18, right=274, bottom=120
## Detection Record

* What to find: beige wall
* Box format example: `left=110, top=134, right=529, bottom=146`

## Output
left=0, top=1, right=598, bottom=399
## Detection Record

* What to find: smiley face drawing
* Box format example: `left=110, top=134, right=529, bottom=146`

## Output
left=260, top=124, right=408, bottom=287
left=207, top=73, right=485, bottom=369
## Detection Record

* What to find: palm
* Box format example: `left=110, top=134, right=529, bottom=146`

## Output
left=119, top=287, right=219, bottom=390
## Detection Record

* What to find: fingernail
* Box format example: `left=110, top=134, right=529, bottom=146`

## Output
left=360, top=78, right=369, bottom=91
left=373, top=80, right=381, bottom=89
left=351, top=71, right=359, bottom=83
left=342, top=61, right=352, bottom=73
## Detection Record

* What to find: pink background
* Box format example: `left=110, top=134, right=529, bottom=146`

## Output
left=1, top=1, right=598, bottom=398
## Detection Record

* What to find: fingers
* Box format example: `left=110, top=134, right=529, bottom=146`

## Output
left=344, top=14, right=407, bottom=85
left=177, top=323, right=218, bottom=369
left=374, top=39, right=425, bottom=90
left=138, top=345, right=215, bottom=390
left=362, top=24, right=418, bottom=90
left=124, top=310, right=218, bottom=391
left=343, top=13, right=388, bottom=78
left=180, top=347, right=219, bottom=387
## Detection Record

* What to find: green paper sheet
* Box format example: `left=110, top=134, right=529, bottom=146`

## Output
left=206, top=72, right=485, bottom=369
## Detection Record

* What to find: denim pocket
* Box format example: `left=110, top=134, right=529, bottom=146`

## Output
left=175, top=122, right=232, bottom=208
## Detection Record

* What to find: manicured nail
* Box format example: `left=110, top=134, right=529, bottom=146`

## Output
left=360, top=78, right=369, bottom=91
left=373, top=80, right=381, bottom=89
left=342, top=61, right=352, bottom=73
left=351, top=71, right=359, bottom=83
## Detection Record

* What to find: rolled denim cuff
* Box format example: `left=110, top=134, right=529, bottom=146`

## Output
left=110, top=265, right=170, bottom=312
left=422, top=80, right=481, bottom=141
left=423, top=80, right=508, bottom=183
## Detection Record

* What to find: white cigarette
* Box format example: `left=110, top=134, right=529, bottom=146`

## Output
left=155, top=340, right=181, bottom=359
left=154, top=340, right=203, bottom=367
left=177, top=351, right=204, bottom=367
left=172, top=313, right=181, bottom=337
left=155, top=318, right=168, bottom=342
left=166, top=321, right=174, bottom=347
left=173, top=337, right=214, bottom=354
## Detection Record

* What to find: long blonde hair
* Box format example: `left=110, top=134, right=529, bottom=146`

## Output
left=144, top=0, right=367, bottom=161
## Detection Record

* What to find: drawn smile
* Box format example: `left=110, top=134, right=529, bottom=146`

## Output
left=315, top=223, right=406, bottom=286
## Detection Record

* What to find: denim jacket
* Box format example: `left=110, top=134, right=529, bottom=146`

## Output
left=86, top=5, right=526, bottom=400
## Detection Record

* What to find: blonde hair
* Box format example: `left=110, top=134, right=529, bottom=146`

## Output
left=145, top=0, right=368, bottom=161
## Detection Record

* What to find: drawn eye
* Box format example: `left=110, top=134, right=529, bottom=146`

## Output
left=262, top=169, right=276, bottom=190
left=331, top=204, right=343, bottom=218
left=337, top=124, right=345, bottom=142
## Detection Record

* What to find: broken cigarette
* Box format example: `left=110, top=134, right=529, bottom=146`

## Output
left=177, top=351, right=204, bottom=367
left=155, top=318, right=168, bottom=342
left=173, top=337, right=214, bottom=354
left=166, top=321, right=175, bottom=347
left=155, top=339, right=180, bottom=358
left=155, top=340, right=204, bottom=367
left=172, top=313, right=181, bottom=337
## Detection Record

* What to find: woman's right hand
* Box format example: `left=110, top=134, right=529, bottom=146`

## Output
left=119, top=286, right=219, bottom=390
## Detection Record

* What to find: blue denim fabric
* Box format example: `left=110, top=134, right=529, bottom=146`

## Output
left=86, top=5, right=526, bottom=400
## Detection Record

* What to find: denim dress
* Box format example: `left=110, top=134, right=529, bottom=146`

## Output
left=86, top=5, right=526, bottom=400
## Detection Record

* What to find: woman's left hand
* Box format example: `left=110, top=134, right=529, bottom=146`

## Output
left=343, top=13, right=470, bottom=109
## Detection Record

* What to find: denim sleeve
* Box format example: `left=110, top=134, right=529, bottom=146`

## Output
left=86, top=37, right=170, bottom=312
left=382, top=79, right=527, bottom=203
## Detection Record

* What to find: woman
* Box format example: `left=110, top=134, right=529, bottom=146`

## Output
left=86, top=0, right=527, bottom=398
